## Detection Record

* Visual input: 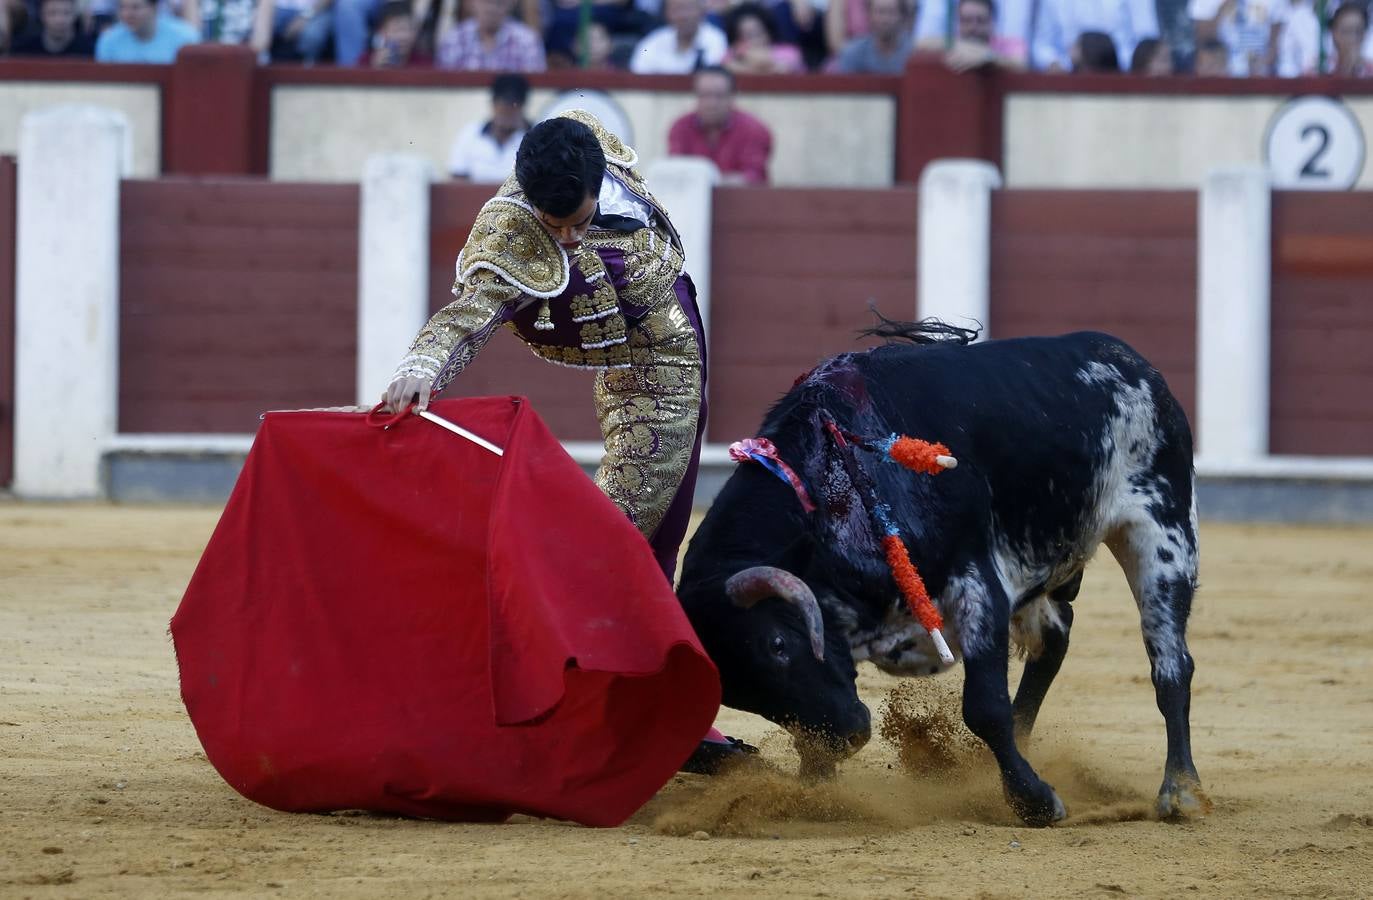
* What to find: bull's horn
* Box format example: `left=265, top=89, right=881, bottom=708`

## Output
left=725, top=567, right=826, bottom=661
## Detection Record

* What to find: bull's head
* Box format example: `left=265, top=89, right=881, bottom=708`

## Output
left=688, top=564, right=871, bottom=776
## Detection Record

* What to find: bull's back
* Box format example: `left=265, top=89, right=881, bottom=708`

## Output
left=857, top=331, right=1191, bottom=543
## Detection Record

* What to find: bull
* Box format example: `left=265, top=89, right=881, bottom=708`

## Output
left=676, top=323, right=1206, bottom=826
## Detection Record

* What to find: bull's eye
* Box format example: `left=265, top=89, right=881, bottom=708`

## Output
left=769, top=634, right=787, bottom=657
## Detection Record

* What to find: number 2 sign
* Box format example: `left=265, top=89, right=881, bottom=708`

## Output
left=1264, top=96, right=1366, bottom=191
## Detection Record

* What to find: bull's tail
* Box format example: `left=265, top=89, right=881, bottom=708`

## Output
left=856, top=308, right=980, bottom=346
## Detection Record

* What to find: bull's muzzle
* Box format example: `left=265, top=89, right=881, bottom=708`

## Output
left=725, top=566, right=826, bottom=661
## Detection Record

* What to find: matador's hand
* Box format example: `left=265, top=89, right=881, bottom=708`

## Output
left=382, top=374, right=433, bottom=414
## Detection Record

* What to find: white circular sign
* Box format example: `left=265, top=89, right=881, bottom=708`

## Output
left=537, top=89, right=635, bottom=149
left=1263, top=96, right=1365, bottom=191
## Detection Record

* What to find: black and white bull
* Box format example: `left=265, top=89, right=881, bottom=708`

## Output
left=676, top=325, right=1206, bottom=826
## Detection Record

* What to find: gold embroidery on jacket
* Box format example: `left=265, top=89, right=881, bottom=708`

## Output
left=398, top=110, right=691, bottom=389
left=456, top=198, right=567, bottom=298
left=393, top=269, right=520, bottom=391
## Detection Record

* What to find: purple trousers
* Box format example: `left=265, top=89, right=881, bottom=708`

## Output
left=645, top=275, right=708, bottom=584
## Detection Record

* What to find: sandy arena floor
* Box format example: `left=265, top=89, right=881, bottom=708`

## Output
left=1, top=502, right=1371, bottom=898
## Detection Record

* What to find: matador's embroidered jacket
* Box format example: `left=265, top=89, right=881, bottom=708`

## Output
left=392, top=110, right=706, bottom=546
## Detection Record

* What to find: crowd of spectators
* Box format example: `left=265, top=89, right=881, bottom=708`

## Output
left=1, top=0, right=1371, bottom=75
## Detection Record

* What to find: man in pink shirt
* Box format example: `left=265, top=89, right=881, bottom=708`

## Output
left=667, top=67, right=774, bottom=186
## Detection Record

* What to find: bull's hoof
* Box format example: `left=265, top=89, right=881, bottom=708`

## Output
left=1156, top=777, right=1211, bottom=820
left=1008, top=783, right=1067, bottom=827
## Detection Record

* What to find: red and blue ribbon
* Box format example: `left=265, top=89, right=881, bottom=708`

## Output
left=727, top=438, right=817, bottom=513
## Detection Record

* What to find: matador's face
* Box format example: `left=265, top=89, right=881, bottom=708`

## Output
left=533, top=193, right=597, bottom=250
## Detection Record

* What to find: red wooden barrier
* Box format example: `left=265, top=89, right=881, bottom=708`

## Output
left=164, top=46, right=261, bottom=176
left=989, top=190, right=1199, bottom=435
left=119, top=178, right=359, bottom=433
left=708, top=186, right=919, bottom=441
left=0, top=157, right=15, bottom=487
left=105, top=178, right=1373, bottom=461
left=897, top=58, right=1002, bottom=184
left=1271, top=192, right=1373, bottom=456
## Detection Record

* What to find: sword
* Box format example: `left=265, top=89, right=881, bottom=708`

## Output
left=417, top=409, right=505, bottom=457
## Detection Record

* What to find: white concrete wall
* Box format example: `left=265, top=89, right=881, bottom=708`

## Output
left=1005, top=95, right=1373, bottom=189
left=0, top=84, right=160, bottom=177
left=357, top=154, right=435, bottom=407
left=271, top=86, right=895, bottom=188
left=14, top=106, right=129, bottom=498
left=643, top=156, right=718, bottom=340
left=1196, top=167, right=1271, bottom=465
left=917, top=160, right=1001, bottom=336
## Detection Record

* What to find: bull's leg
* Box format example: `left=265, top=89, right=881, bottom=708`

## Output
left=1011, top=571, right=1080, bottom=745
left=958, top=561, right=1066, bottom=827
left=1108, top=512, right=1209, bottom=820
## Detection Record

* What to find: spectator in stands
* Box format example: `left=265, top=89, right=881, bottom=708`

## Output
left=1329, top=0, right=1370, bottom=75
left=1190, top=0, right=1288, bottom=75
left=573, top=19, right=618, bottom=68
left=918, top=0, right=1028, bottom=70
left=1155, top=0, right=1195, bottom=71
left=335, top=0, right=384, bottom=66
left=544, top=0, right=646, bottom=67
left=9, top=0, right=97, bottom=55
left=1277, top=0, right=1318, bottom=74
left=1032, top=0, right=1157, bottom=71
left=1129, top=35, right=1175, bottom=71
left=448, top=73, right=531, bottom=181
left=914, top=0, right=1031, bottom=66
left=196, top=0, right=259, bottom=46
left=668, top=66, right=772, bottom=183
left=1, top=0, right=23, bottom=51
left=1192, top=33, right=1228, bottom=71
left=1366, top=2, right=1373, bottom=64
left=629, top=0, right=727, bottom=73
left=87, top=0, right=120, bottom=33
left=367, top=0, right=430, bottom=64
left=95, top=0, right=198, bottom=61
left=825, top=0, right=867, bottom=60
left=723, top=1, right=804, bottom=73
left=436, top=0, right=544, bottom=69
left=832, top=0, right=913, bottom=72
left=249, top=0, right=335, bottom=64
left=729, top=0, right=824, bottom=69
left=1072, top=27, right=1119, bottom=67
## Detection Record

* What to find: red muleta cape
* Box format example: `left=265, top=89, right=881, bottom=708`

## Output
left=170, top=397, right=721, bottom=826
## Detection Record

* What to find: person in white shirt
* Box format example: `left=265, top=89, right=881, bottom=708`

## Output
left=1032, top=0, right=1158, bottom=70
left=1277, top=0, right=1317, bottom=74
left=629, top=0, right=728, bottom=73
left=448, top=74, right=531, bottom=183
left=1190, top=0, right=1289, bottom=75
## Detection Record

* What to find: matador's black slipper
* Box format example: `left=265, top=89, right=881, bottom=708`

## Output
left=679, top=736, right=760, bottom=776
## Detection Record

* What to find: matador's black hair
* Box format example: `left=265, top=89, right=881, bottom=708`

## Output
left=515, top=118, right=606, bottom=218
